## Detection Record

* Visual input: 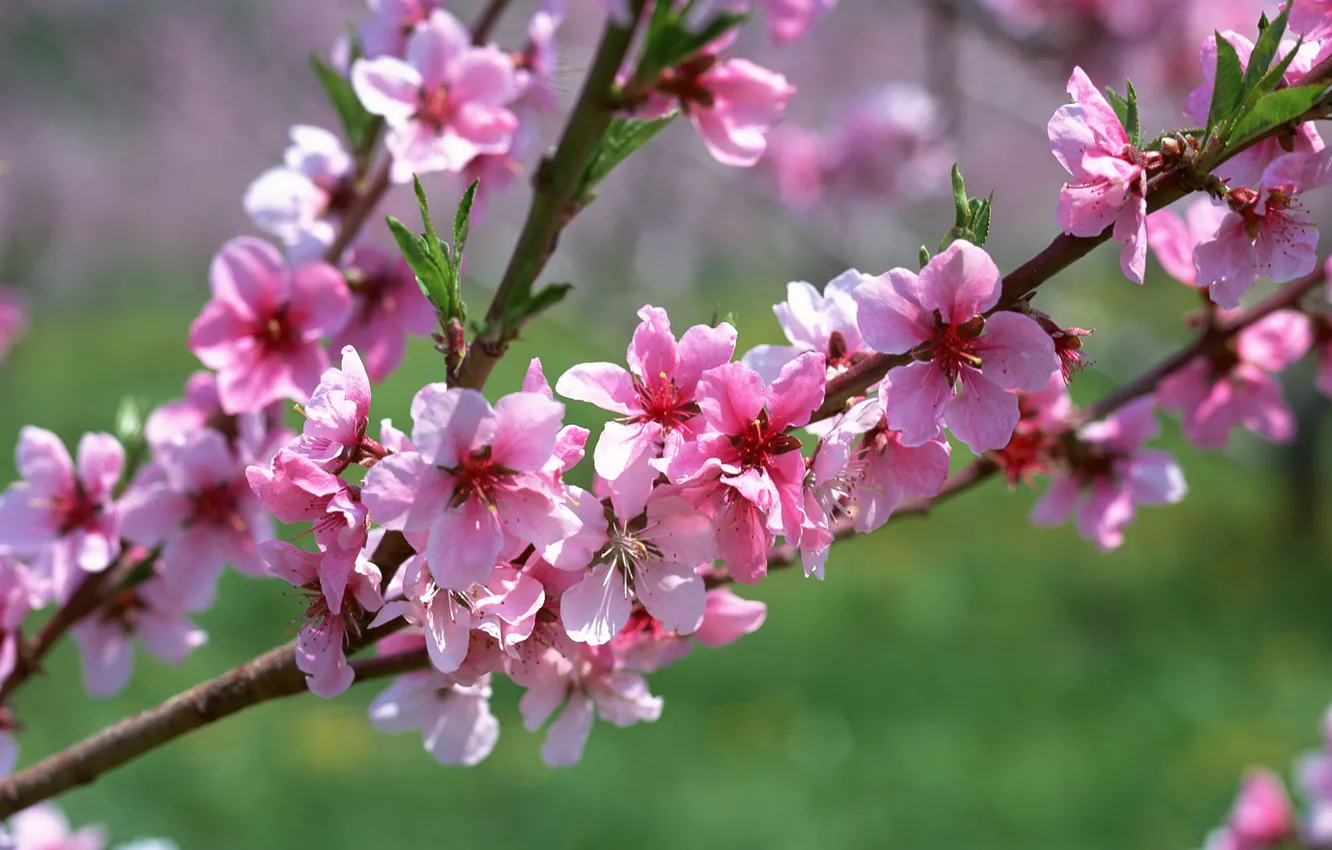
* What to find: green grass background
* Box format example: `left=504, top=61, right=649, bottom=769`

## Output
left=2, top=277, right=1331, bottom=850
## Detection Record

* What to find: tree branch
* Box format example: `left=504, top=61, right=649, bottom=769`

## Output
left=454, top=0, right=649, bottom=391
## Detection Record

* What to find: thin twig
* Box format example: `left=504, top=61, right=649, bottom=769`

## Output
left=470, top=0, right=513, bottom=44
left=322, top=160, right=393, bottom=265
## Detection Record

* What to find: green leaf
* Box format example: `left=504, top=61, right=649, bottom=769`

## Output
left=453, top=180, right=478, bottom=266
left=576, top=114, right=677, bottom=202
left=640, top=8, right=747, bottom=78
left=919, top=246, right=931, bottom=269
left=502, top=282, right=574, bottom=328
left=114, top=397, right=144, bottom=446
left=386, top=215, right=448, bottom=313
left=1207, top=34, right=1246, bottom=133
left=310, top=53, right=377, bottom=155
left=1124, top=80, right=1141, bottom=148
left=950, top=165, right=969, bottom=229
left=1226, top=84, right=1327, bottom=144
left=971, top=193, right=994, bottom=247
left=1243, top=5, right=1290, bottom=93
left=1104, top=87, right=1132, bottom=137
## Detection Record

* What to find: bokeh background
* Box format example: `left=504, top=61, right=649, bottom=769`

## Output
left=3, top=0, right=1332, bottom=848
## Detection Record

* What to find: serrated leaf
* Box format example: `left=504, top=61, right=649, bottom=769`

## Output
left=950, top=164, right=968, bottom=228
left=1226, top=84, right=1327, bottom=144
left=503, top=282, right=574, bottom=327
left=453, top=180, right=478, bottom=266
left=1243, top=4, right=1290, bottom=92
left=1124, top=80, right=1141, bottom=148
left=311, top=53, right=377, bottom=154
left=576, top=114, right=677, bottom=202
left=972, top=193, right=993, bottom=246
left=387, top=215, right=449, bottom=314
left=1104, top=87, right=1132, bottom=135
left=1208, top=34, right=1246, bottom=133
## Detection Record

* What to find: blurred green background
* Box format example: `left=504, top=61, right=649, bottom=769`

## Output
left=1, top=272, right=1330, bottom=850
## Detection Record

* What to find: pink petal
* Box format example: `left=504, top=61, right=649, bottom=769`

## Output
left=541, top=694, right=594, bottom=767
left=696, top=362, right=767, bottom=435
left=976, top=311, right=1059, bottom=391
left=491, top=392, right=565, bottom=470
left=209, top=236, right=288, bottom=320
left=694, top=588, right=766, bottom=647
left=425, top=596, right=471, bottom=673
left=851, top=269, right=931, bottom=355
left=75, top=432, right=124, bottom=502
left=766, top=351, right=825, bottom=429
left=448, top=46, right=519, bottom=106
left=360, top=452, right=449, bottom=531
left=561, top=564, right=632, bottom=645
left=289, top=260, right=353, bottom=338
left=1122, top=450, right=1187, bottom=506
left=944, top=369, right=1021, bottom=453
left=635, top=560, right=705, bottom=635
left=408, top=9, right=471, bottom=91
left=673, top=321, right=738, bottom=391
left=554, top=362, right=635, bottom=415
left=879, top=361, right=949, bottom=446
left=1238, top=310, right=1313, bottom=372
left=919, top=240, right=1002, bottom=322
left=1075, top=478, right=1135, bottom=551
left=352, top=57, right=424, bottom=124
left=424, top=685, right=500, bottom=766
left=426, top=498, right=502, bottom=590
left=410, top=385, right=497, bottom=468
left=15, top=426, right=74, bottom=496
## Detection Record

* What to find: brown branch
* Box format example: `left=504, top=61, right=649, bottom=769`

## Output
left=322, top=160, right=392, bottom=265
left=470, top=0, right=512, bottom=44
left=454, top=0, right=649, bottom=391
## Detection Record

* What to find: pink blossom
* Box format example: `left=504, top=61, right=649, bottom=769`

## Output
left=1184, top=32, right=1323, bottom=188
left=358, top=0, right=446, bottom=59
left=0, top=287, right=25, bottom=363
left=6, top=804, right=105, bottom=850
left=764, top=124, right=827, bottom=208
left=822, top=83, right=953, bottom=203
left=556, top=306, right=736, bottom=517
left=651, top=53, right=795, bottom=167
left=331, top=244, right=434, bottom=383
left=361, top=384, right=580, bottom=590
left=351, top=10, right=520, bottom=183
left=842, top=399, right=951, bottom=534
left=263, top=541, right=383, bottom=698
left=1291, top=0, right=1332, bottom=41
left=1158, top=310, right=1313, bottom=448
left=1194, top=153, right=1329, bottom=308
left=695, top=587, right=767, bottom=647
left=551, top=490, right=713, bottom=645
left=992, top=371, right=1073, bottom=486
left=1030, top=398, right=1187, bottom=551
left=245, top=449, right=368, bottom=615
left=0, top=557, right=32, bottom=685
left=119, top=429, right=273, bottom=608
left=369, top=668, right=500, bottom=766
left=1048, top=66, right=1155, bottom=283
left=188, top=237, right=352, bottom=414
left=1205, top=769, right=1294, bottom=850
left=852, top=240, right=1059, bottom=452
left=666, top=353, right=826, bottom=583
left=746, top=0, right=837, bottom=45
left=514, top=6, right=563, bottom=111
left=0, top=428, right=123, bottom=603
left=144, top=371, right=289, bottom=457
left=295, top=345, right=376, bottom=473
left=742, top=272, right=868, bottom=383
left=243, top=125, right=355, bottom=259
left=511, top=636, right=661, bottom=767
left=1146, top=199, right=1228, bottom=287
left=70, top=574, right=207, bottom=698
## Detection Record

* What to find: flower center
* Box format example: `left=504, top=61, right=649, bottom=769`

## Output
left=192, top=484, right=246, bottom=531
left=418, top=86, right=455, bottom=130
left=445, top=447, right=509, bottom=509
left=255, top=307, right=300, bottom=354
left=55, top=483, right=103, bottom=535
left=630, top=372, right=699, bottom=431
left=730, top=410, right=802, bottom=470
left=601, top=520, right=661, bottom=575
left=922, top=312, right=986, bottom=385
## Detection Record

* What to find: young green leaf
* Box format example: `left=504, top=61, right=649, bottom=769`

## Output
left=310, top=53, right=377, bottom=155
left=502, top=282, right=574, bottom=328
left=1225, top=84, right=1328, bottom=144
left=576, top=114, right=677, bottom=203
left=951, top=164, right=969, bottom=228
left=1124, top=80, right=1141, bottom=148
left=386, top=215, right=449, bottom=313
left=1243, top=5, right=1290, bottom=92
left=453, top=180, right=478, bottom=266
left=1207, top=34, right=1246, bottom=134
left=971, top=193, right=993, bottom=247
left=919, top=246, right=931, bottom=269
left=1104, top=87, right=1132, bottom=135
